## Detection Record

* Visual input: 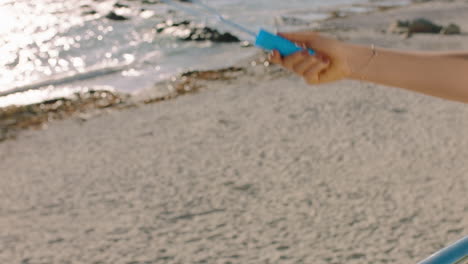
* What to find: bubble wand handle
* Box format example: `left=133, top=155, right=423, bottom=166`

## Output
left=255, top=29, right=315, bottom=56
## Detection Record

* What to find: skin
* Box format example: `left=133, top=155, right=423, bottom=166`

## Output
left=269, top=32, right=468, bottom=103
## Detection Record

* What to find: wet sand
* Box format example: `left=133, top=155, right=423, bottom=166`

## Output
left=1, top=0, right=468, bottom=263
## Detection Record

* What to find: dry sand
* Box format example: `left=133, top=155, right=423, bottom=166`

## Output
left=1, top=1, right=468, bottom=263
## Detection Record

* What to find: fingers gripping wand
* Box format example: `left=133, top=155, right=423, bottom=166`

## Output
left=161, top=0, right=315, bottom=56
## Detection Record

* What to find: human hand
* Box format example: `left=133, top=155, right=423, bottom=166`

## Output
left=269, top=32, right=352, bottom=85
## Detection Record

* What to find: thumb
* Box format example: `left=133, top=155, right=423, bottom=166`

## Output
left=278, top=31, right=316, bottom=46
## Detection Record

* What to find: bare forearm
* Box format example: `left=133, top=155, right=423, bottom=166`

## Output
left=346, top=44, right=468, bottom=102
left=270, top=32, right=468, bottom=103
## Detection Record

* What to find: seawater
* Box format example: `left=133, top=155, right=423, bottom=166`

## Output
left=0, top=0, right=408, bottom=107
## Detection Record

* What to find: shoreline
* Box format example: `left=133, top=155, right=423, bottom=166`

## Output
left=1, top=0, right=467, bottom=142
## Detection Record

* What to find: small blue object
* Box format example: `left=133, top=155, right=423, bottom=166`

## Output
left=419, top=236, right=468, bottom=264
left=255, top=29, right=315, bottom=56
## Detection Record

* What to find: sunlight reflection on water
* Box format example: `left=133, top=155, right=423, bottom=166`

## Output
left=0, top=0, right=410, bottom=107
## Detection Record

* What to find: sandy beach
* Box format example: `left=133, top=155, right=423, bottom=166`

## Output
left=1, top=0, right=468, bottom=263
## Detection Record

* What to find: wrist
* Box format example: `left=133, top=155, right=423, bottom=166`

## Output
left=342, top=43, right=377, bottom=80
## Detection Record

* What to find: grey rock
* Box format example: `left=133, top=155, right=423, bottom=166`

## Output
left=388, top=18, right=446, bottom=36
left=114, top=2, right=130, bottom=8
left=441, top=23, right=461, bottom=35
left=81, top=9, right=97, bottom=16
left=408, top=18, right=442, bottom=34
left=156, top=20, right=240, bottom=43
left=105, top=11, right=129, bottom=21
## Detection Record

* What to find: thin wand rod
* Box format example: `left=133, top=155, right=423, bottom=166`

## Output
left=191, top=0, right=257, bottom=37
left=162, top=0, right=257, bottom=37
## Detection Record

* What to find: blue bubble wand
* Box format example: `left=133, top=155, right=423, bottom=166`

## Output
left=161, top=0, right=315, bottom=56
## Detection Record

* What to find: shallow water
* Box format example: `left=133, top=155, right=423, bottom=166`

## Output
left=0, top=0, right=409, bottom=107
